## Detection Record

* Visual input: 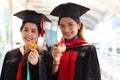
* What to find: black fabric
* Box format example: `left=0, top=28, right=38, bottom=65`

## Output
left=14, top=10, right=51, bottom=23
left=50, top=2, right=89, bottom=19
left=14, top=10, right=51, bottom=34
left=74, top=45, right=101, bottom=80
left=39, top=50, right=53, bottom=80
left=0, top=48, right=52, bottom=80
left=0, top=48, right=22, bottom=80
left=51, top=44, right=101, bottom=80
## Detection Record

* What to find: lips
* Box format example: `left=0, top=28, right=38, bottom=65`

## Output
left=64, top=32, right=72, bottom=36
left=25, top=37, right=33, bottom=42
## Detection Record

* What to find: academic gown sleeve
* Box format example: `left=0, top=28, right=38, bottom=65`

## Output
left=85, top=45, right=101, bottom=80
left=75, top=45, right=101, bottom=80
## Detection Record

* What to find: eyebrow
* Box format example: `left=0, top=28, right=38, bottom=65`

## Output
left=23, top=27, right=38, bottom=30
left=32, top=28, right=37, bottom=30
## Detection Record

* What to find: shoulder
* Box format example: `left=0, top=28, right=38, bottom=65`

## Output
left=78, top=43, right=97, bottom=58
left=80, top=42, right=96, bottom=48
left=80, top=43, right=97, bottom=54
left=6, top=48, right=19, bottom=54
left=2, top=48, right=21, bottom=63
left=5, top=48, right=20, bottom=57
left=7, top=48, right=19, bottom=53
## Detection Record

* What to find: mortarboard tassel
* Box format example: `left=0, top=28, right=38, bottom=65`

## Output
left=41, top=17, right=44, bottom=37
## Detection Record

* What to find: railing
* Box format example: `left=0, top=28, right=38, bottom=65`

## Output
left=97, top=50, right=120, bottom=80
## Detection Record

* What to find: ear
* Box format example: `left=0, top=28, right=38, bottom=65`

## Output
left=81, top=22, right=83, bottom=27
left=78, top=21, right=83, bottom=29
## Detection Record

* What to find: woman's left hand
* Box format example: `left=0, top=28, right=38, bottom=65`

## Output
left=28, top=49, right=39, bottom=65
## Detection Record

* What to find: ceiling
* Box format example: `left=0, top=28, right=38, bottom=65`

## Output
left=12, top=0, right=120, bottom=30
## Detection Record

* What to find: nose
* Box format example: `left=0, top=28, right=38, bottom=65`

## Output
left=26, top=31, right=32, bottom=36
left=64, top=26, right=69, bottom=32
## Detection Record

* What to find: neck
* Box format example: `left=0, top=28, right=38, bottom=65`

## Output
left=65, top=35, right=78, bottom=44
left=24, top=45, right=30, bottom=54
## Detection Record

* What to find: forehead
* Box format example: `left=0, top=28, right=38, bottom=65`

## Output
left=59, top=17, right=76, bottom=24
left=23, top=22, right=38, bottom=29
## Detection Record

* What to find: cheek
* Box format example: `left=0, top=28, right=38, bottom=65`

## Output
left=21, top=32, right=25, bottom=38
left=34, top=34, right=39, bottom=39
left=60, top=29, right=67, bottom=35
left=73, top=27, right=79, bottom=33
left=34, top=34, right=39, bottom=41
left=60, top=29, right=64, bottom=33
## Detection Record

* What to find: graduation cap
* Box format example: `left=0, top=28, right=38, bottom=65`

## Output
left=14, top=10, right=51, bottom=37
left=50, top=2, right=90, bottom=20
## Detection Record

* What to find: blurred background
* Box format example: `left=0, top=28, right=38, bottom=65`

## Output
left=0, top=0, right=120, bottom=80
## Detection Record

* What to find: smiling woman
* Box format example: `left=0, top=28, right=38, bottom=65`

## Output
left=0, top=10, right=52, bottom=80
left=50, top=2, right=101, bottom=80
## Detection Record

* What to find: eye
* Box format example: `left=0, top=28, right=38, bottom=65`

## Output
left=31, top=29, right=38, bottom=33
left=68, top=23, right=74, bottom=28
left=59, top=24, right=65, bottom=29
left=32, top=30, right=37, bottom=33
left=23, top=28, right=28, bottom=32
left=69, top=23, right=73, bottom=26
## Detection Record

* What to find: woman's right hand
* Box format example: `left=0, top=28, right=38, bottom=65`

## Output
left=28, top=49, right=39, bottom=65
left=52, top=42, right=62, bottom=62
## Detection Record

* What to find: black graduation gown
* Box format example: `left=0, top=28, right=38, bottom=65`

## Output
left=0, top=48, right=52, bottom=80
left=52, top=38, right=101, bottom=80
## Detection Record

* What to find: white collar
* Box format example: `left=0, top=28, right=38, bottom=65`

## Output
left=19, top=46, right=24, bottom=56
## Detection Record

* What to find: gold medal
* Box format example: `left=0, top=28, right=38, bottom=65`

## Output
left=28, top=42, right=37, bottom=50
left=58, top=43, right=66, bottom=52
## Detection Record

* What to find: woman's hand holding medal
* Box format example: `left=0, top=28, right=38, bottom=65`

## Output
left=28, top=42, right=39, bottom=65
left=52, top=37, right=66, bottom=65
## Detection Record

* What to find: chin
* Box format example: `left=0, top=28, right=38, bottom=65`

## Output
left=65, top=37, right=72, bottom=40
left=25, top=41, right=31, bottom=44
